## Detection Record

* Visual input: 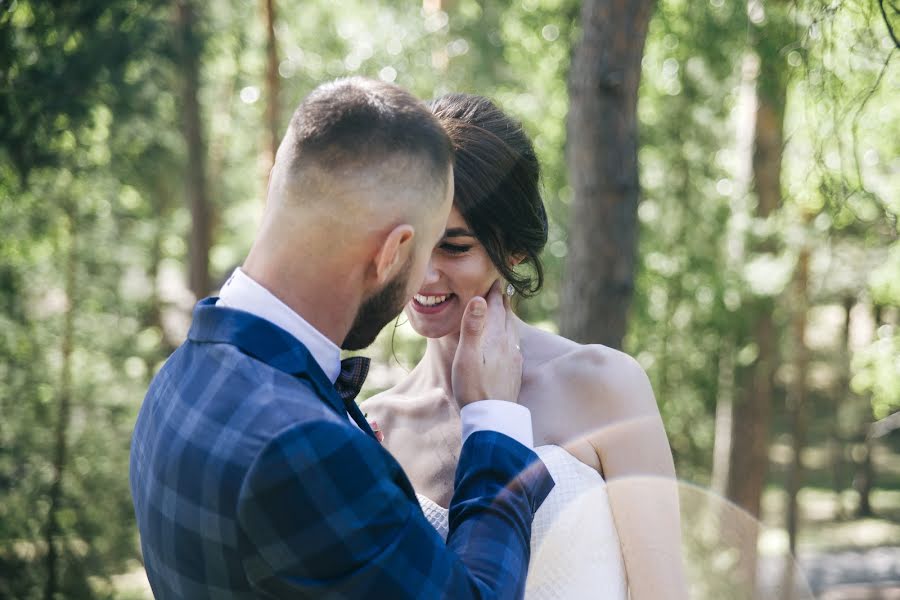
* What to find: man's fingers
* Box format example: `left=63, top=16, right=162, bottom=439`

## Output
left=460, top=296, right=487, bottom=342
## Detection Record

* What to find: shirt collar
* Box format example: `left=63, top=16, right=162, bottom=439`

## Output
left=216, top=268, right=341, bottom=383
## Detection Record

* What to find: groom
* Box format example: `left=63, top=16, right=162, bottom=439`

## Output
left=130, top=77, right=554, bottom=599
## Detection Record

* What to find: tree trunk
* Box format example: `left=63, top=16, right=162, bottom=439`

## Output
left=854, top=303, right=882, bottom=518
left=727, top=321, right=776, bottom=520
left=559, top=0, right=655, bottom=350
left=260, top=0, right=279, bottom=197
left=144, top=183, right=177, bottom=377
left=711, top=336, right=735, bottom=497
left=830, top=296, right=855, bottom=519
left=725, top=314, right=776, bottom=597
left=177, top=0, right=211, bottom=300
left=855, top=436, right=875, bottom=517
left=44, top=212, right=76, bottom=600
left=785, top=244, right=809, bottom=556
left=780, top=241, right=810, bottom=600
left=710, top=50, right=758, bottom=502
left=724, top=6, right=792, bottom=595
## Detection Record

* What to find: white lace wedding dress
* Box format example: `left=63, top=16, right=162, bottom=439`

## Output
left=418, top=445, right=628, bottom=599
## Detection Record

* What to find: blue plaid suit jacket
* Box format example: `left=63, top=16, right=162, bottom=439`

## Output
left=130, top=299, right=555, bottom=599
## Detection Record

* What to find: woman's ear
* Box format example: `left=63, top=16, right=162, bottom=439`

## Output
left=509, top=253, right=526, bottom=267
left=372, top=224, right=415, bottom=284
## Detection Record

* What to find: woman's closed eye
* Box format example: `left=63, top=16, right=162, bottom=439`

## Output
left=440, top=242, right=472, bottom=255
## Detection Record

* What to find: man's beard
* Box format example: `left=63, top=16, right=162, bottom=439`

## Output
left=341, top=259, right=412, bottom=351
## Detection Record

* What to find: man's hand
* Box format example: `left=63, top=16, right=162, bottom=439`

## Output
left=452, top=280, right=522, bottom=408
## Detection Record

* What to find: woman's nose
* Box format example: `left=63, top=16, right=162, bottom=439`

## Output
left=421, top=257, right=441, bottom=286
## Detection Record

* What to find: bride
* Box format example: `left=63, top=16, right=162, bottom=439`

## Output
left=362, top=94, right=689, bottom=599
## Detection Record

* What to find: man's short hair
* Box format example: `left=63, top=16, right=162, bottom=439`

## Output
left=284, top=77, right=452, bottom=185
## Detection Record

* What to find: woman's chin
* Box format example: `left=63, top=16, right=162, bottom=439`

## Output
left=405, top=311, right=460, bottom=340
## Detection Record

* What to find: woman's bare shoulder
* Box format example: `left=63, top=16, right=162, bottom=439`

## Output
left=572, top=345, right=657, bottom=418
left=523, top=324, right=635, bottom=373
left=524, top=326, right=658, bottom=419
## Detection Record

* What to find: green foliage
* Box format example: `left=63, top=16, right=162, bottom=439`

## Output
left=853, top=242, right=900, bottom=421
left=852, top=323, right=900, bottom=420
left=1, top=1, right=183, bottom=597
left=0, top=0, right=170, bottom=177
left=627, top=0, right=750, bottom=477
left=625, top=0, right=898, bottom=481
left=1, top=0, right=897, bottom=597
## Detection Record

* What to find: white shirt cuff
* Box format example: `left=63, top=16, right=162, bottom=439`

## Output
left=460, top=400, right=534, bottom=449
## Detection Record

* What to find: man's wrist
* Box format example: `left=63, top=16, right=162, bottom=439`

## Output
left=460, top=401, right=534, bottom=448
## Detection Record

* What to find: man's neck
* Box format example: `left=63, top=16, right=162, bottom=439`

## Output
left=242, top=252, right=362, bottom=349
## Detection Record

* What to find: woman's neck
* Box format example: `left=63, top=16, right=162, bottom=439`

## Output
left=413, top=333, right=460, bottom=396
left=410, top=314, right=532, bottom=399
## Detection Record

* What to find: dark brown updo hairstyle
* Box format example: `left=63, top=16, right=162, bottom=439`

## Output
left=427, top=94, right=548, bottom=297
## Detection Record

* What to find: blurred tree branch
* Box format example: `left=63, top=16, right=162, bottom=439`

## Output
left=879, top=0, right=899, bottom=48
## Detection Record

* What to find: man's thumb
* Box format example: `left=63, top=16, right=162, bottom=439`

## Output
left=460, top=297, right=486, bottom=339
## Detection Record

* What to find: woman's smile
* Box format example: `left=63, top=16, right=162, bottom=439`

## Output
left=411, top=292, right=457, bottom=314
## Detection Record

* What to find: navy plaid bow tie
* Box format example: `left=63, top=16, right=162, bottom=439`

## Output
left=335, top=356, right=370, bottom=403
left=334, top=356, right=376, bottom=438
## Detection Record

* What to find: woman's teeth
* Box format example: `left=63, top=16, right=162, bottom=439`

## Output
left=414, top=294, right=451, bottom=306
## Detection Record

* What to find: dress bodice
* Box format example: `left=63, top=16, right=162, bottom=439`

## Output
left=417, top=445, right=628, bottom=599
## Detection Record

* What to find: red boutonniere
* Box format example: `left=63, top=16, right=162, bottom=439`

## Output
left=364, top=413, right=384, bottom=443
left=370, top=420, right=384, bottom=443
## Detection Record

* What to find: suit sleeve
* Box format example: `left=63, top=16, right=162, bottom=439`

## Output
left=236, top=420, right=554, bottom=600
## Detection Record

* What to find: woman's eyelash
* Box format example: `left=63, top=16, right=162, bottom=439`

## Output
left=441, top=243, right=471, bottom=254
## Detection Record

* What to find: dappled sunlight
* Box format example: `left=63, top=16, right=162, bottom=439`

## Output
left=678, top=482, right=815, bottom=600
left=107, top=562, right=153, bottom=599
left=3, top=0, right=897, bottom=596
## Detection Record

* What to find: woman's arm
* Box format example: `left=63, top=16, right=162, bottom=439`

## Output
left=575, top=348, right=690, bottom=600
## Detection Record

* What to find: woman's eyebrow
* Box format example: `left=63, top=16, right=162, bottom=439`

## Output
left=443, top=227, right=475, bottom=238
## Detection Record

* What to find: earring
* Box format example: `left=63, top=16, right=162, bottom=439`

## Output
left=506, top=283, right=515, bottom=297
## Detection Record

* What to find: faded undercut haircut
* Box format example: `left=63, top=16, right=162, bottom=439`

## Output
left=281, top=77, right=453, bottom=200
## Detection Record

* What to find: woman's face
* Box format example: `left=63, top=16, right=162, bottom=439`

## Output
left=405, top=205, right=500, bottom=339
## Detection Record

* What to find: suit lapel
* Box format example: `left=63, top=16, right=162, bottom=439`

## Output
left=187, top=298, right=353, bottom=427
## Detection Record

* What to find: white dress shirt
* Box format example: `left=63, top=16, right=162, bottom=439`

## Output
left=216, top=268, right=534, bottom=448
left=217, top=268, right=341, bottom=383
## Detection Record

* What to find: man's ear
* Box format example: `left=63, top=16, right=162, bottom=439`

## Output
left=373, top=224, right=415, bottom=284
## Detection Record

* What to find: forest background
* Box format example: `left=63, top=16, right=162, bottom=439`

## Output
left=1, top=0, right=897, bottom=598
